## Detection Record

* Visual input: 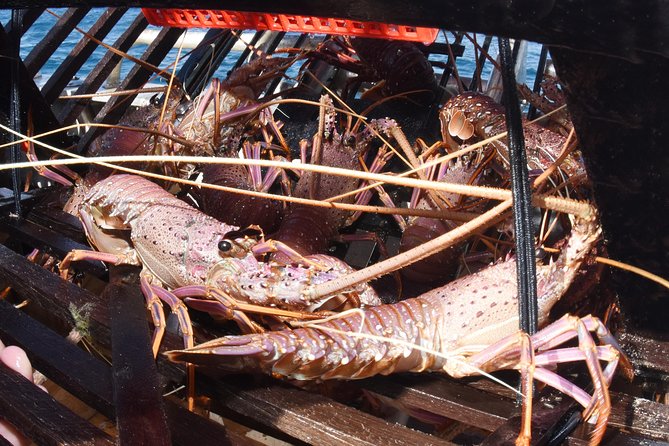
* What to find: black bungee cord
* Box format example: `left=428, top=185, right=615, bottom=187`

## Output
left=498, top=37, right=538, bottom=335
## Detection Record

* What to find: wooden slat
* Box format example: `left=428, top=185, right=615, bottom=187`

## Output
left=608, top=392, right=669, bottom=440
left=202, top=376, right=455, bottom=446
left=41, top=7, right=127, bottom=104
left=26, top=204, right=89, bottom=245
left=2, top=8, right=44, bottom=37
left=0, top=279, right=252, bottom=446
left=59, top=11, right=149, bottom=126
left=0, top=362, right=114, bottom=446
left=0, top=190, right=39, bottom=215
left=618, top=329, right=669, bottom=376
left=165, top=398, right=256, bottom=446
left=76, top=26, right=184, bottom=152
left=107, top=265, right=172, bottom=446
left=0, top=217, right=106, bottom=276
left=363, top=374, right=513, bottom=430
left=570, top=435, right=669, bottom=446
left=24, top=7, right=91, bottom=77
left=0, top=242, right=111, bottom=341
left=0, top=298, right=115, bottom=418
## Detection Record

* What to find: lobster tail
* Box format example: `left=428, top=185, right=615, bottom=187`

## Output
left=168, top=299, right=444, bottom=380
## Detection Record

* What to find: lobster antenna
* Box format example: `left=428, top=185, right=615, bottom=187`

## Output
left=303, top=70, right=414, bottom=170
left=159, top=30, right=187, bottom=129
left=0, top=123, right=478, bottom=222
left=59, top=86, right=168, bottom=100
left=0, top=151, right=592, bottom=217
left=321, top=104, right=570, bottom=204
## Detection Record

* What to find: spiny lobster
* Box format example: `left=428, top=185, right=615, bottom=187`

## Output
left=169, top=205, right=631, bottom=446
left=59, top=174, right=381, bottom=353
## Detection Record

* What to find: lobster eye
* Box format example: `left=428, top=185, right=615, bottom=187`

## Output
left=150, top=94, right=163, bottom=107
left=218, top=240, right=233, bottom=252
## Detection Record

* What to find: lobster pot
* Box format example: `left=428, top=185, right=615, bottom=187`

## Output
left=1, top=4, right=668, bottom=446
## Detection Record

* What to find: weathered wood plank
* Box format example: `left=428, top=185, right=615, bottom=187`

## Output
left=618, top=329, right=669, bottom=376
left=202, top=376, right=456, bottom=446
left=608, top=392, right=669, bottom=441
left=0, top=362, right=115, bottom=446
left=107, top=265, right=172, bottom=446
left=25, top=204, right=89, bottom=245
left=0, top=298, right=115, bottom=418
left=363, top=374, right=513, bottom=431
left=0, top=217, right=106, bottom=276
left=0, top=243, right=111, bottom=341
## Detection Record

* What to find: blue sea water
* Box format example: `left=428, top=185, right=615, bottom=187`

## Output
left=1, top=8, right=544, bottom=91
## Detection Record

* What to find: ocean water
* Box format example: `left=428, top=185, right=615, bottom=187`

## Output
left=1, top=8, right=544, bottom=92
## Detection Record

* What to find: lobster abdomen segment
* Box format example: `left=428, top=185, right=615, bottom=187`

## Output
left=169, top=296, right=447, bottom=380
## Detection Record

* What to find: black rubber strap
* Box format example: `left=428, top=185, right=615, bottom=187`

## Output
left=9, top=9, right=23, bottom=219
left=498, top=37, right=538, bottom=335
left=527, top=45, right=549, bottom=120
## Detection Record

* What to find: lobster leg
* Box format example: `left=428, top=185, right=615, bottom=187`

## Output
left=172, top=286, right=266, bottom=334
left=59, top=249, right=137, bottom=280
left=139, top=277, right=194, bottom=356
left=516, top=332, right=534, bottom=446
left=139, top=276, right=197, bottom=411
left=452, top=315, right=627, bottom=446
left=21, top=110, right=79, bottom=187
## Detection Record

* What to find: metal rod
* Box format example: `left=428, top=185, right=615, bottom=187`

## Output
left=9, top=9, right=23, bottom=220
left=498, top=37, right=538, bottom=335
